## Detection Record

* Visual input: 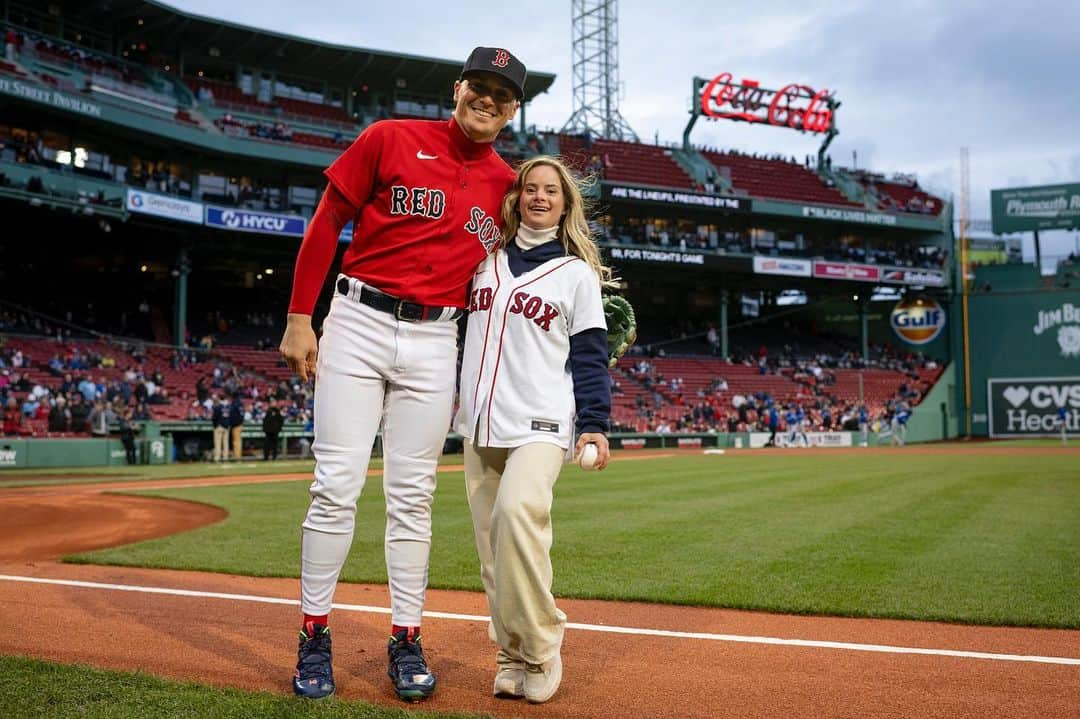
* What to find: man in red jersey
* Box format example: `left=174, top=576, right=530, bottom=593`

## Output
left=280, top=47, right=526, bottom=702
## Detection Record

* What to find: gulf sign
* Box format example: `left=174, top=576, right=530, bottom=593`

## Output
left=890, top=296, right=946, bottom=345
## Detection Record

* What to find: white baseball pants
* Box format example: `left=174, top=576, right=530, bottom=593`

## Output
left=465, top=440, right=567, bottom=666
left=301, top=276, right=459, bottom=626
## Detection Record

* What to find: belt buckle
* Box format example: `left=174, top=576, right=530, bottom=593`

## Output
left=395, top=301, right=423, bottom=322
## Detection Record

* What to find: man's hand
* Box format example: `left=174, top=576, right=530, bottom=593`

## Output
left=279, top=313, right=318, bottom=382
left=574, top=432, right=611, bottom=471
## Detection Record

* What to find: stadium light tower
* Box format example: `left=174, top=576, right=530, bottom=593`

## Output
left=560, top=0, right=639, bottom=141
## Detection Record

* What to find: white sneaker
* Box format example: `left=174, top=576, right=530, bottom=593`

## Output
left=524, top=653, right=562, bottom=704
left=493, top=666, right=525, bottom=698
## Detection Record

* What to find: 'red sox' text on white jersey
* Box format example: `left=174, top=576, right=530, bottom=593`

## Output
left=455, top=249, right=606, bottom=454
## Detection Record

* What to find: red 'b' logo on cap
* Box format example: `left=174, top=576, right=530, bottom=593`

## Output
left=491, top=49, right=510, bottom=68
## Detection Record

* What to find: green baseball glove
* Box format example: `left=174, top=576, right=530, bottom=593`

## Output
left=603, top=295, right=638, bottom=368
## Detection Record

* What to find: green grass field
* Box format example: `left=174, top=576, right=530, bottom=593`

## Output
left=0, top=459, right=326, bottom=488
left=0, top=656, right=490, bottom=719
left=70, top=445, right=1080, bottom=628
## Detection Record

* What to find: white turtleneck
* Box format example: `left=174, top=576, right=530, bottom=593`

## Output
left=515, top=223, right=559, bottom=250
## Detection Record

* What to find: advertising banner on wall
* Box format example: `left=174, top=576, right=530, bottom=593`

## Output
left=890, top=296, right=947, bottom=345
left=748, top=432, right=853, bottom=448
left=991, top=183, right=1080, bottom=234
left=126, top=189, right=203, bottom=224
left=1031, top=301, right=1080, bottom=359
left=693, top=72, right=838, bottom=135
left=879, top=267, right=946, bottom=287
left=602, top=183, right=751, bottom=212
left=205, top=206, right=306, bottom=237
left=987, top=377, right=1080, bottom=437
left=753, top=256, right=812, bottom=277
left=813, top=261, right=881, bottom=282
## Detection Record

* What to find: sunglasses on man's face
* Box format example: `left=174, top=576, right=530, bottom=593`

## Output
left=465, top=79, right=516, bottom=105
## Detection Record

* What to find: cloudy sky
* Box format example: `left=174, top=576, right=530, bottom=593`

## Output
left=167, top=0, right=1080, bottom=266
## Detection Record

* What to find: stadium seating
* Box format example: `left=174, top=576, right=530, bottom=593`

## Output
left=858, top=177, right=943, bottom=216
left=557, top=134, right=697, bottom=189
left=700, top=150, right=862, bottom=207
left=186, top=76, right=355, bottom=130
left=610, top=354, right=936, bottom=433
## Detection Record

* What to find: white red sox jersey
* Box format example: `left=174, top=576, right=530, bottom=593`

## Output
left=455, top=248, right=606, bottom=453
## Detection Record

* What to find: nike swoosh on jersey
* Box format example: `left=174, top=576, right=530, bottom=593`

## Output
left=416, top=150, right=438, bottom=160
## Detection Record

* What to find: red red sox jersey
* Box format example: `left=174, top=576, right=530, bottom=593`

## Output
left=454, top=249, right=606, bottom=452
left=325, top=117, right=515, bottom=307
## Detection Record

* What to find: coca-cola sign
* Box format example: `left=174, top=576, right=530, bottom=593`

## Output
left=697, top=72, right=837, bottom=134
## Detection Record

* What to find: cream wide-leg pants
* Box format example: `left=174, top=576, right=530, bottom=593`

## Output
left=300, top=276, right=459, bottom=626
left=465, top=440, right=567, bottom=666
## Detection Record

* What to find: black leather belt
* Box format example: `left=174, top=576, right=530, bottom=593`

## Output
left=337, top=277, right=462, bottom=322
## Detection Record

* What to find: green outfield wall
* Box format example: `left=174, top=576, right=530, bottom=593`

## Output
left=954, top=288, right=1080, bottom=437
left=0, top=437, right=172, bottom=469
left=903, top=362, right=957, bottom=443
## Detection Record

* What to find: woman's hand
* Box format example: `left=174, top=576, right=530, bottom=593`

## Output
left=574, top=432, right=611, bottom=470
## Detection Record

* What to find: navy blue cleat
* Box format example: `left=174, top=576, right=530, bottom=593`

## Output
left=387, top=629, right=436, bottom=701
left=293, top=623, right=335, bottom=699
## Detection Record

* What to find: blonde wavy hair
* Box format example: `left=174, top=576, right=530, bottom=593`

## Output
left=500, top=155, right=617, bottom=288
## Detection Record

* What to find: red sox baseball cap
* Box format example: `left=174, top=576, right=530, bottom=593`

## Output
left=460, top=46, right=527, bottom=100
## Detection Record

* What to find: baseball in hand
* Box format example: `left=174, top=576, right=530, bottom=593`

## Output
left=578, top=443, right=599, bottom=470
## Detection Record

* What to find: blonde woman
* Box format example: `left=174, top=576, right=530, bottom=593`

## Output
left=455, top=156, right=614, bottom=703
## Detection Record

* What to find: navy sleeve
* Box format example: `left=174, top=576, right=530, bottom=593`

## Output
left=569, top=327, right=611, bottom=434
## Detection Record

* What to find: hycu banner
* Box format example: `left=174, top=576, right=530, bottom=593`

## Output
left=987, top=377, right=1080, bottom=437
left=890, top=296, right=946, bottom=345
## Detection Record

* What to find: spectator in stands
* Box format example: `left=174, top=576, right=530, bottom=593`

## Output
left=88, top=400, right=116, bottom=437
left=706, top=326, right=719, bottom=355
left=262, top=400, right=284, bottom=461
left=20, top=393, right=39, bottom=418
left=78, top=375, right=97, bottom=402
left=4, top=28, right=17, bottom=61
left=3, top=396, right=25, bottom=436
left=186, top=400, right=204, bottom=421
left=69, top=393, right=90, bottom=432
left=133, top=401, right=152, bottom=421
left=47, top=396, right=71, bottom=432
left=211, top=395, right=229, bottom=462
left=228, top=393, right=245, bottom=460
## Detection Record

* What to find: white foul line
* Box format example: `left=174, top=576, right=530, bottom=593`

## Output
left=1, top=574, right=1077, bottom=666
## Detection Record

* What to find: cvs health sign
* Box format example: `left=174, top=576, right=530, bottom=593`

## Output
left=987, top=377, right=1080, bottom=437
